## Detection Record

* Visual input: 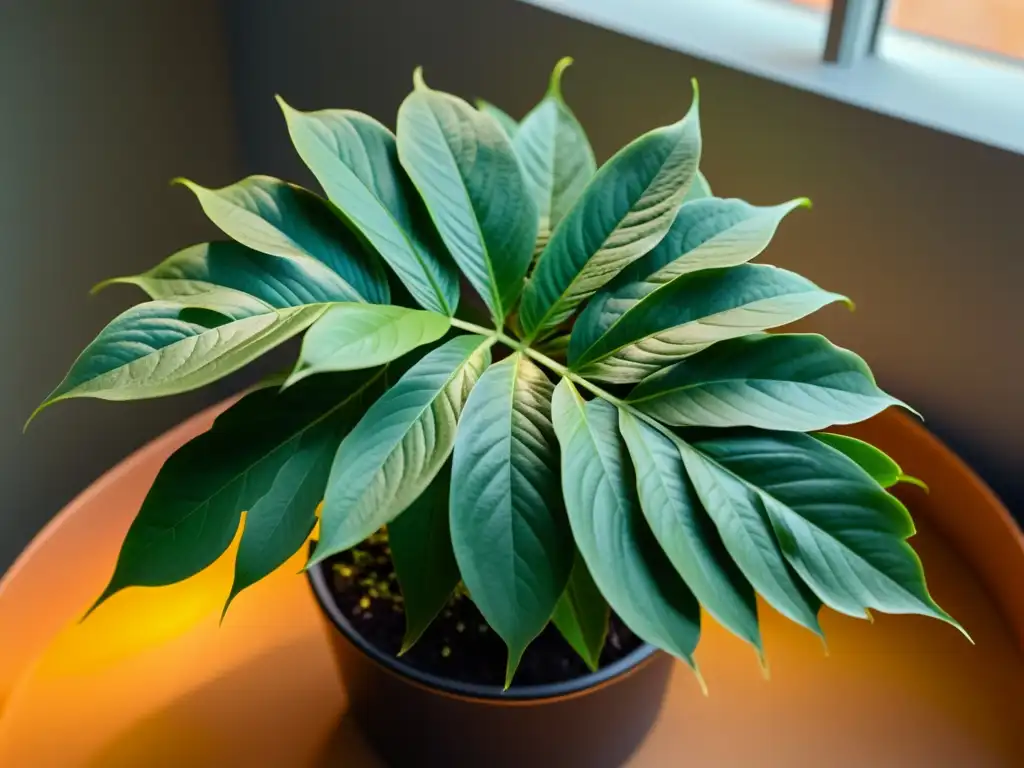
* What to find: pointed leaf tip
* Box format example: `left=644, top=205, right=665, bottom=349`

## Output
left=304, top=547, right=329, bottom=571
left=798, top=196, right=813, bottom=210
left=694, top=665, right=709, bottom=697
left=935, top=605, right=971, bottom=643
left=219, top=594, right=236, bottom=626
left=412, top=66, right=427, bottom=90
left=549, top=56, right=574, bottom=100
left=23, top=402, right=48, bottom=432
left=89, top=277, right=121, bottom=296
left=79, top=582, right=118, bottom=624
left=690, top=77, right=700, bottom=103
left=274, top=93, right=299, bottom=119
left=898, top=474, right=929, bottom=492
left=758, top=653, right=771, bottom=681
left=504, top=651, right=522, bottom=690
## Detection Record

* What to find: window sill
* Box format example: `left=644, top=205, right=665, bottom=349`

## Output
left=520, top=0, right=1024, bottom=156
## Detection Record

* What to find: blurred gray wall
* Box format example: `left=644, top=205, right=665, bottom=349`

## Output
left=2, top=0, right=1021, bottom=572
left=221, top=0, right=1022, bottom=516
left=0, top=1, right=241, bottom=569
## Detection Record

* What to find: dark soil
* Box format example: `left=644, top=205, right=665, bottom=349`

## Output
left=323, top=531, right=643, bottom=689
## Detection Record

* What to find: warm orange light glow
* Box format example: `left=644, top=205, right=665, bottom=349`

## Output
left=43, top=529, right=246, bottom=678
left=0, top=403, right=1020, bottom=765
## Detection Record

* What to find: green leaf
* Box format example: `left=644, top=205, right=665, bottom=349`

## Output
left=611, top=197, right=808, bottom=291
left=675, top=437, right=822, bottom=634
left=176, top=176, right=389, bottom=304
left=550, top=380, right=702, bottom=673
left=397, top=69, right=538, bottom=323
left=683, top=170, right=713, bottom=203
left=513, top=57, right=596, bottom=256
left=95, top=241, right=365, bottom=308
left=225, top=370, right=386, bottom=613
left=285, top=304, right=451, bottom=386
left=695, top=431, right=962, bottom=634
left=389, top=463, right=461, bottom=652
left=627, top=333, right=904, bottom=431
left=551, top=552, right=610, bottom=672
left=813, top=432, right=926, bottom=490
left=475, top=99, right=519, bottom=139
left=450, top=354, right=572, bottom=686
left=519, top=84, right=702, bottom=338
left=90, top=368, right=385, bottom=612
left=570, top=264, right=848, bottom=384
left=277, top=98, right=459, bottom=315
left=311, top=334, right=493, bottom=564
left=618, top=411, right=762, bottom=653
left=33, top=295, right=326, bottom=418
left=226, top=435, right=330, bottom=614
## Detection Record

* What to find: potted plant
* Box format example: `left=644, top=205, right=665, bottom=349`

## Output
left=29, top=59, right=967, bottom=767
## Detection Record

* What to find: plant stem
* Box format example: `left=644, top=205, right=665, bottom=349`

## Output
left=449, top=316, right=628, bottom=408
left=449, top=317, right=678, bottom=441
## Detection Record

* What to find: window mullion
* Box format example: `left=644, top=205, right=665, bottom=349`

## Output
left=824, top=0, right=890, bottom=65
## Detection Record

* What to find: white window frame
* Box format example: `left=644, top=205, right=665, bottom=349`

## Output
left=520, top=0, right=1024, bottom=156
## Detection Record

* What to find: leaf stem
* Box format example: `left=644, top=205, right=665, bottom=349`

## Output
left=449, top=317, right=631, bottom=410
left=449, top=317, right=517, bottom=348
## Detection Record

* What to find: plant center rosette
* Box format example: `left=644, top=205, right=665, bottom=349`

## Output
left=32, top=57, right=966, bottom=694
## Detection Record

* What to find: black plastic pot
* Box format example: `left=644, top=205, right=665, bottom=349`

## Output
left=307, top=560, right=674, bottom=768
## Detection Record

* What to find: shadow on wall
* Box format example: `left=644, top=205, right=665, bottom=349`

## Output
left=0, top=1, right=244, bottom=570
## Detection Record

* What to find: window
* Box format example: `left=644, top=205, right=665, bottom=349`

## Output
left=792, top=0, right=1024, bottom=61
left=521, top=0, right=1024, bottom=155
left=887, top=0, right=1024, bottom=61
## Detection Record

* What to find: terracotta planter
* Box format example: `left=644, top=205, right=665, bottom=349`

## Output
left=307, top=560, right=674, bottom=768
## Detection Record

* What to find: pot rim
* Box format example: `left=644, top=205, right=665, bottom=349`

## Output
left=306, top=558, right=662, bottom=703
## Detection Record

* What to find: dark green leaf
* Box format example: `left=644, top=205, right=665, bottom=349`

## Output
left=89, top=367, right=386, bottom=612
left=286, top=303, right=451, bottom=386
left=570, top=264, right=847, bottom=383
left=695, top=431, right=963, bottom=634
left=551, top=552, right=609, bottom=672
left=225, top=370, right=386, bottom=612
left=619, top=411, right=761, bottom=653
left=450, top=354, right=572, bottom=686
left=311, top=334, right=493, bottom=564
left=514, top=57, right=596, bottom=256
left=551, top=380, right=702, bottom=675
left=676, top=436, right=823, bottom=634
left=177, top=176, right=389, bottom=303
left=397, top=69, right=538, bottom=323
left=519, top=85, right=701, bottom=338
left=278, top=98, right=459, bottom=315
left=628, top=333, right=905, bottom=431
left=390, top=463, right=461, bottom=652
